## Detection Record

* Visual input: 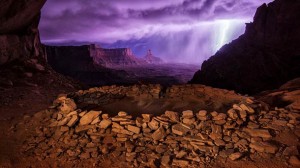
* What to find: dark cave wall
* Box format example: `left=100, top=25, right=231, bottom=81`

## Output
left=0, top=0, right=46, bottom=65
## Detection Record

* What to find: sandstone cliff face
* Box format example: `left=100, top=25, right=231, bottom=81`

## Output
left=45, top=45, right=129, bottom=86
left=90, top=45, right=142, bottom=67
left=191, top=0, right=300, bottom=94
left=0, top=0, right=46, bottom=65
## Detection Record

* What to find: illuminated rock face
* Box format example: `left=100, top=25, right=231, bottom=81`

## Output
left=90, top=45, right=143, bottom=67
left=191, top=0, right=300, bottom=94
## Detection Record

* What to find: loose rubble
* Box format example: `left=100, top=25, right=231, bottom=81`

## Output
left=21, top=86, right=300, bottom=167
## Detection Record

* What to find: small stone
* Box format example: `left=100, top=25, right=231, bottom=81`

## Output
left=215, top=119, right=226, bottom=125
left=214, top=139, right=226, bottom=146
left=57, top=113, right=63, bottom=120
left=172, top=159, right=189, bottom=167
left=112, top=128, right=134, bottom=135
left=103, top=136, right=116, bottom=144
left=211, top=111, right=218, bottom=117
left=247, top=122, right=260, bottom=129
left=148, top=119, right=159, bottom=130
left=75, top=125, right=94, bottom=133
left=243, top=128, right=272, bottom=139
left=120, top=120, right=135, bottom=125
left=240, top=104, right=255, bottom=114
left=223, top=136, right=231, bottom=142
left=182, top=110, right=194, bottom=119
left=101, top=146, right=109, bottom=154
left=172, top=124, right=189, bottom=136
left=91, top=117, right=100, bottom=125
left=219, top=149, right=234, bottom=158
left=152, top=127, right=166, bottom=141
left=209, top=124, right=222, bottom=140
left=118, top=111, right=128, bottom=117
left=155, top=144, right=167, bottom=154
left=79, top=111, right=87, bottom=117
left=182, top=118, right=196, bottom=125
left=112, top=122, right=124, bottom=129
left=198, top=110, right=207, bottom=117
left=239, top=110, right=247, bottom=119
left=176, top=150, right=187, bottom=159
left=66, top=111, right=78, bottom=117
left=142, top=114, right=152, bottom=122
left=135, top=147, right=145, bottom=153
left=249, top=142, right=278, bottom=154
left=135, top=117, right=143, bottom=127
left=125, top=141, right=135, bottom=152
left=289, top=156, right=300, bottom=166
left=229, top=152, right=243, bottom=161
left=161, top=155, right=170, bottom=167
left=272, top=120, right=288, bottom=126
left=116, top=137, right=128, bottom=142
left=102, top=114, right=109, bottom=119
left=246, top=98, right=254, bottom=104
left=126, top=152, right=136, bottom=162
left=112, top=116, right=130, bottom=122
left=99, top=119, right=112, bottom=129
left=60, top=126, right=69, bottom=132
left=59, top=98, right=77, bottom=113
left=283, top=146, right=299, bottom=156
left=165, top=111, right=180, bottom=122
left=66, top=149, right=76, bottom=157
left=67, top=115, right=78, bottom=127
left=57, top=117, right=70, bottom=126
left=227, top=109, right=238, bottom=119
left=213, top=113, right=227, bottom=121
left=127, top=125, right=141, bottom=134
left=80, top=152, right=90, bottom=159
left=79, top=111, right=101, bottom=125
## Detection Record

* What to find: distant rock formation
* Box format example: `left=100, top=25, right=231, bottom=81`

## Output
left=90, top=45, right=142, bottom=67
left=143, top=49, right=163, bottom=64
left=45, top=45, right=129, bottom=86
left=190, top=0, right=300, bottom=94
left=0, top=0, right=46, bottom=65
left=46, top=44, right=164, bottom=68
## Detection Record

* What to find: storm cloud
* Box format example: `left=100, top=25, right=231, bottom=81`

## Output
left=40, top=0, right=273, bottom=64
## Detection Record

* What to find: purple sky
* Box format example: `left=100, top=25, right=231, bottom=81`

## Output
left=40, top=0, right=273, bottom=64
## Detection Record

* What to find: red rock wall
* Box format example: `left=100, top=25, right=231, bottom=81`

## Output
left=0, top=0, right=46, bottom=65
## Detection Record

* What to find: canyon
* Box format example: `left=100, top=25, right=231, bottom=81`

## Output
left=45, top=44, right=193, bottom=86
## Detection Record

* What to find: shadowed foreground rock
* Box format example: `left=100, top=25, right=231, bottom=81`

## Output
left=191, top=0, right=300, bottom=94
